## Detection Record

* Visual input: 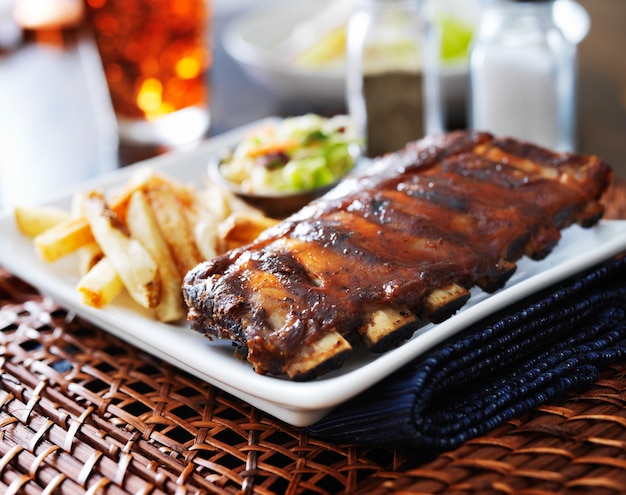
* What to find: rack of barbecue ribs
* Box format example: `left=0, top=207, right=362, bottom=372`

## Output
left=183, top=130, right=612, bottom=380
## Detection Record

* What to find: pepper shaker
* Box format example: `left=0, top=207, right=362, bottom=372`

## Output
left=346, top=0, right=443, bottom=158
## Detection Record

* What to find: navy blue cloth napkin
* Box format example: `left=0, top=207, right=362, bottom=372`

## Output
left=307, top=254, right=626, bottom=451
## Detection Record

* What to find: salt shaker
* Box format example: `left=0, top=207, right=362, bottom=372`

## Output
left=468, top=0, right=576, bottom=151
left=346, top=0, right=443, bottom=158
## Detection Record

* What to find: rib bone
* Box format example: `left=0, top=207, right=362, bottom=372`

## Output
left=183, top=130, right=612, bottom=379
left=362, top=307, right=418, bottom=352
left=422, top=284, right=471, bottom=323
left=285, top=332, right=352, bottom=381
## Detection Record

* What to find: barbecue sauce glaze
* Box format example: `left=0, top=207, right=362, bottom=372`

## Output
left=183, top=130, right=611, bottom=378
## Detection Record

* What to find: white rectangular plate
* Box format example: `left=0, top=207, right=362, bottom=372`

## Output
left=2, top=122, right=626, bottom=426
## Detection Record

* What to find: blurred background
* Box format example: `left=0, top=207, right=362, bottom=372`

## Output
left=0, top=0, right=624, bottom=209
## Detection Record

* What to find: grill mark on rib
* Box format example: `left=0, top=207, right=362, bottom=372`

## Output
left=183, top=130, right=612, bottom=379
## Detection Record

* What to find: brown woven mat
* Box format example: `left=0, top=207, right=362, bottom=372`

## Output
left=360, top=362, right=626, bottom=494
left=0, top=271, right=406, bottom=494
left=1, top=179, right=625, bottom=494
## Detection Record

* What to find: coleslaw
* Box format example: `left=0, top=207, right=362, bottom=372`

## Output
left=218, top=114, right=361, bottom=195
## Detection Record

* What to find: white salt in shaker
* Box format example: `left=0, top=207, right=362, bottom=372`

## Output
left=468, top=0, right=576, bottom=151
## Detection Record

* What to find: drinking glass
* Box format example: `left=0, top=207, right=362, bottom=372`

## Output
left=85, top=0, right=211, bottom=145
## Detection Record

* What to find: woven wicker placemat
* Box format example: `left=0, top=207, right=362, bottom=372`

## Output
left=360, top=361, right=626, bottom=494
left=0, top=270, right=407, bottom=494
left=1, top=179, right=625, bottom=494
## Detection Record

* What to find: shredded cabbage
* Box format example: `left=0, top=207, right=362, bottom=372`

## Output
left=219, top=114, right=361, bottom=194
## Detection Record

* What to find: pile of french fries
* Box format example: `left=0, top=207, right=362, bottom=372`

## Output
left=13, top=168, right=278, bottom=322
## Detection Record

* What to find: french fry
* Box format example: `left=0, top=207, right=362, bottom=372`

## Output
left=186, top=184, right=240, bottom=259
left=127, top=168, right=197, bottom=209
left=77, top=257, right=124, bottom=308
left=193, top=218, right=220, bottom=261
left=196, top=182, right=233, bottom=221
left=126, top=190, right=186, bottom=322
left=72, top=192, right=104, bottom=275
left=143, top=181, right=203, bottom=276
left=33, top=188, right=134, bottom=263
left=34, top=216, right=96, bottom=262
left=20, top=167, right=278, bottom=319
left=76, top=243, right=104, bottom=275
left=83, top=190, right=161, bottom=309
left=218, top=212, right=279, bottom=250
left=14, top=205, right=71, bottom=238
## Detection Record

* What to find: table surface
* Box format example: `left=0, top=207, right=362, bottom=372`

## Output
left=1, top=2, right=626, bottom=494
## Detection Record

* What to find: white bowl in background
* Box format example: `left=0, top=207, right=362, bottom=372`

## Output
left=223, top=0, right=347, bottom=104
left=223, top=0, right=589, bottom=108
left=222, top=0, right=475, bottom=107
